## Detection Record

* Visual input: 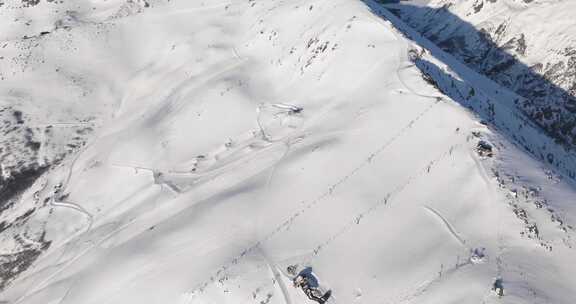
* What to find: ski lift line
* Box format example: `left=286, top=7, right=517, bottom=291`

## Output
left=190, top=100, right=443, bottom=294
left=300, top=143, right=465, bottom=265
left=187, top=99, right=443, bottom=296
left=30, top=21, right=439, bottom=297
left=229, top=142, right=466, bottom=301
left=297, top=140, right=458, bottom=269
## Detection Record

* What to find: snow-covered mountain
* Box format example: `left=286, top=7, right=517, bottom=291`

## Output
left=1, top=0, right=575, bottom=304
left=387, top=0, right=576, bottom=149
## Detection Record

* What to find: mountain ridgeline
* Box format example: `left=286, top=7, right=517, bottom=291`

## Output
left=387, top=0, right=576, bottom=149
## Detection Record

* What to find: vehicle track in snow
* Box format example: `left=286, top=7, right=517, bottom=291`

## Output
left=260, top=248, right=294, bottom=304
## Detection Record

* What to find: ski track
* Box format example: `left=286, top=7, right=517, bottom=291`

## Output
left=50, top=199, right=94, bottom=234
left=56, top=285, right=72, bottom=304
left=423, top=205, right=467, bottom=248
left=264, top=142, right=292, bottom=191
left=365, top=11, right=443, bottom=101
left=159, top=137, right=291, bottom=193
left=259, top=248, right=293, bottom=304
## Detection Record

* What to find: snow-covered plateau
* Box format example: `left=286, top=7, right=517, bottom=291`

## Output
left=0, top=0, right=575, bottom=303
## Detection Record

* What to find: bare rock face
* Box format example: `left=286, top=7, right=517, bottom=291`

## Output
left=390, top=0, right=576, bottom=147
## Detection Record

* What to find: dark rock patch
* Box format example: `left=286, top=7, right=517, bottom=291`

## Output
left=0, top=165, right=48, bottom=214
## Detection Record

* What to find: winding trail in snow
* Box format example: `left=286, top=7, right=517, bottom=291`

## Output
left=13, top=220, right=135, bottom=304
left=365, top=10, right=444, bottom=101
left=423, top=205, right=467, bottom=247
left=50, top=199, right=94, bottom=233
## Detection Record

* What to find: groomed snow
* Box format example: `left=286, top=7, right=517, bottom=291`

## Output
left=1, top=0, right=575, bottom=303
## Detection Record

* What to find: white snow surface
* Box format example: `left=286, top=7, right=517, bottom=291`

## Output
left=1, top=0, right=576, bottom=304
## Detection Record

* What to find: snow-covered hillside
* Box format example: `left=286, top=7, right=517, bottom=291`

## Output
left=1, top=0, right=576, bottom=304
left=387, top=0, right=576, bottom=150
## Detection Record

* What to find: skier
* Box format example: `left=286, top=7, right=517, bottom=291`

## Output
left=288, top=266, right=332, bottom=303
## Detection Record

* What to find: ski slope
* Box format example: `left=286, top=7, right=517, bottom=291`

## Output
left=1, top=0, right=575, bottom=303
